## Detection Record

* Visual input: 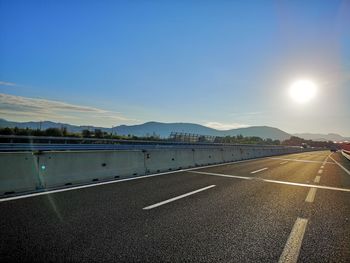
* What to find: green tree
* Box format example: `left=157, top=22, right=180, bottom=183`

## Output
left=82, top=129, right=91, bottom=138
left=94, top=129, right=103, bottom=138
left=45, top=128, right=62, bottom=137
left=0, top=127, right=13, bottom=135
left=61, top=127, right=68, bottom=137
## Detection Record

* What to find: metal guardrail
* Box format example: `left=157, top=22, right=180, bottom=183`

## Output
left=0, top=143, right=300, bottom=152
left=0, top=135, right=301, bottom=152
left=0, top=135, right=167, bottom=144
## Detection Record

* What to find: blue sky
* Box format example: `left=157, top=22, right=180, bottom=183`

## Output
left=0, top=0, right=349, bottom=135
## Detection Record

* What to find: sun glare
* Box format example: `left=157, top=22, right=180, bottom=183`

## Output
left=289, top=79, right=317, bottom=104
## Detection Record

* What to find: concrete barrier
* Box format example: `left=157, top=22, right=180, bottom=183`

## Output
left=144, top=149, right=195, bottom=174
left=222, top=147, right=241, bottom=162
left=341, top=150, right=350, bottom=161
left=0, top=152, right=40, bottom=195
left=193, top=148, right=224, bottom=166
left=38, top=150, right=145, bottom=188
left=0, top=145, right=316, bottom=196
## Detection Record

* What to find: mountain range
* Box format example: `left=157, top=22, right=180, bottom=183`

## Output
left=0, top=118, right=349, bottom=142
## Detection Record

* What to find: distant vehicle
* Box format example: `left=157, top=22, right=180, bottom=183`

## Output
left=330, top=147, right=337, bottom=152
left=301, top=143, right=308, bottom=149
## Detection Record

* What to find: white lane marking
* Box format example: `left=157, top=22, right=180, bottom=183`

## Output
left=320, top=166, right=324, bottom=169
left=191, top=171, right=254, bottom=181
left=322, top=153, right=332, bottom=166
left=278, top=217, right=308, bottom=263
left=189, top=171, right=350, bottom=192
left=268, top=157, right=335, bottom=164
left=318, top=169, right=323, bottom=174
left=305, top=188, right=317, bottom=203
left=143, top=185, right=216, bottom=210
left=250, top=167, right=268, bottom=174
left=0, top=156, right=271, bottom=202
left=280, top=161, right=289, bottom=165
left=329, top=156, right=350, bottom=176
left=314, top=176, right=321, bottom=183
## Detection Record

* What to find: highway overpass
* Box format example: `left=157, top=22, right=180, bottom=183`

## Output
left=1, top=149, right=349, bottom=262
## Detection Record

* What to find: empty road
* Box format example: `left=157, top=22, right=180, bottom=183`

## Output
left=1, top=151, right=349, bottom=262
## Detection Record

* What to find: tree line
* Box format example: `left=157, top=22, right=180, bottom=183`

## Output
left=213, top=135, right=281, bottom=145
left=0, top=127, right=161, bottom=141
left=281, top=136, right=336, bottom=148
left=0, top=127, right=337, bottom=148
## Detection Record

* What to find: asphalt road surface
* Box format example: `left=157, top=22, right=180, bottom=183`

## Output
left=1, top=151, right=349, bottom=262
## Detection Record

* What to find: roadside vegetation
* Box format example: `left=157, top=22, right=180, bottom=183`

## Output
left=0, top=127, right=161, bottom=141
left=0, top=127, right=337, bottom=148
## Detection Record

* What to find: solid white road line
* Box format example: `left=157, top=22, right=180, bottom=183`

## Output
left=280, top=161, right=289, bottom=165
left=142, top=185, right=216, bottom=210
left=329, top=156, right=350, bottom=176
left=314, top=176, right=321, bottom=183
left=278, top=217, right=308, bottom=263
left=191, top=171, right=254, bottom=181
left=318, top=169, right=323, bottom=174
left=250, top=167, right=268, bottom=174
left=305, top=188, right=317, bottom=203
left=189, top=171, right=350, bottom=192
left=268, top=157, right=334, bottom=164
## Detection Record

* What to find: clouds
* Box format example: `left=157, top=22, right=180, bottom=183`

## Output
left=0, top=93, right=136, bottom=126
left=0, top=81, right=16, bottom=87
left=204, top=122, right=248, bottom=130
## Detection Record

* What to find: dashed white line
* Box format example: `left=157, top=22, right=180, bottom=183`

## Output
left=318, top=169, right=323, bottom=174
left=143, top=185, right=216, bottom=210
left=305, top=188, right=317, bottom=203
left=314, top=176, right=321, bottom=183
left=280, top=161, right=289, bottom=165
left=250, top=167, right=268, bottom=174
left=320, top=166, right=324, bottom=169
left=322, top=154, right=331, bottom=166
left=278, top=217, right=308, bottom=263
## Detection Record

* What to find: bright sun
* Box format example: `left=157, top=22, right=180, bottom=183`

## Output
left=289, top=79, right=317, bottom=104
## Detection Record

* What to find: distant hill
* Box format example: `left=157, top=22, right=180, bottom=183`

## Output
left=0, top=119, right=110, bottom=133
left=3, top=118, right=349, bottom=142
left=293, top=133, right=350, bottom=142
left=0, top=119, right=292, bottom=141
left=115, top=122, right=291, bottom=141
left=115, top=122, right=219, bottom=138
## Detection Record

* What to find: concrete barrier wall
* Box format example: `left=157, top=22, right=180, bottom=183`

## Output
left=193, top=148, right=224, bottom=166
left=144, top=149, right=195, bottom=174
left=0, top=146, right=313, bottom=196
left=38, top=150, right=145, bottom=188
left=0, top=152, right=41, bottom=195
left=222, top=147, right=241, bottom=162
left=342, top=150, right=350, bottom=161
